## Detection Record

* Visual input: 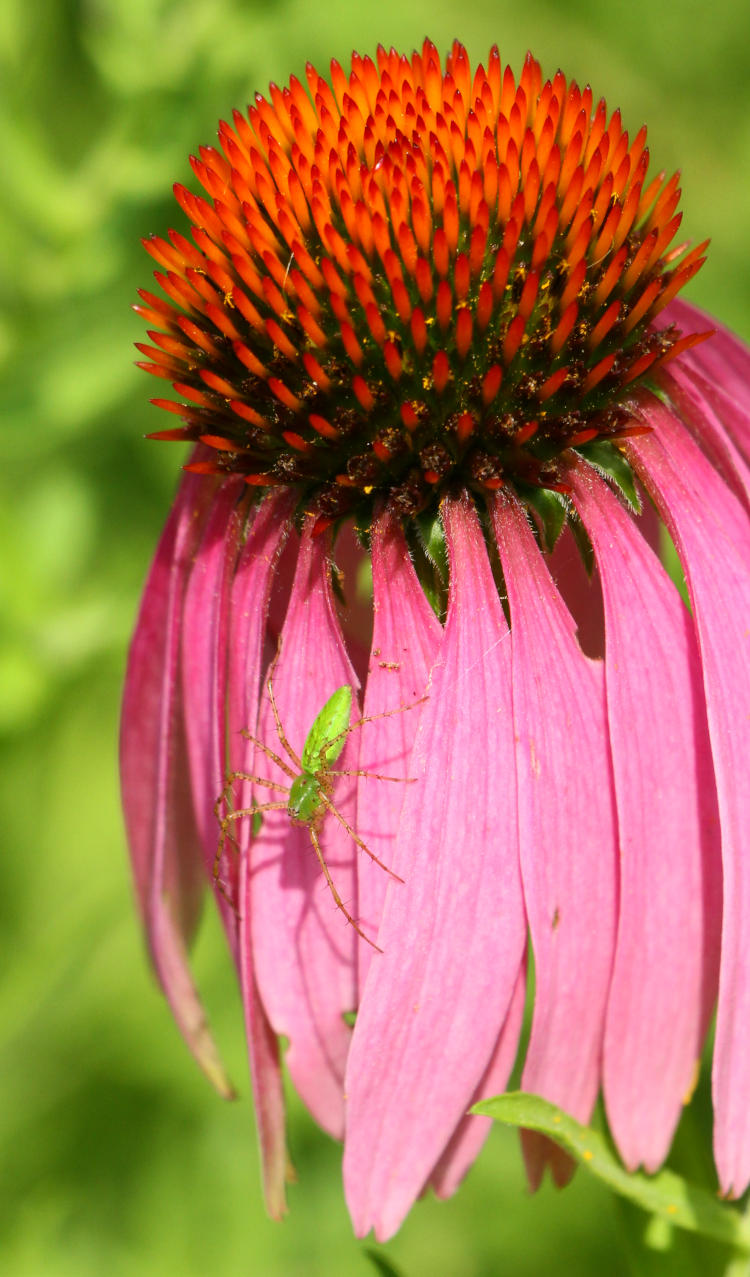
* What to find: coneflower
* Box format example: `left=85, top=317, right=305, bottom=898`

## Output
left=121, top=39, right=750, bottom=1241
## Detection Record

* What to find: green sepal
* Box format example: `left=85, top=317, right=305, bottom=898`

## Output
left=641, top=376, right=672, bottom=408
left=354, top=506, right=372, bottom=552
left=472, top=1092, right=750, bottom=1255
left=409, top=508, right=448, bottom=621
left=415, top=508, right=448, bottom=583
left=330, top=557, right=347, bottom=608
left=517, top=483, right=569, bottom=552
left=575, top=439, right=642, bottom=513
left=568, top=509, right=596, bottom=577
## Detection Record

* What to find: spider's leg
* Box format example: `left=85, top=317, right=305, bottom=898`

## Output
left=317, top=790, right=404, bottom=883
left=328, top=767, right=417, bottom=783
left=308, top=825, right=382, bottom=952
left=347, top=694, right=429, bottom=733
left=321, top=694, right=428, bottom=756
left=264, top=674, right=305, bottom=771
left=213, top=798, right=289, bottom=881
left=217, top=772, right=289, bottom=808
left=212, top=796, right=288, bottom=913
left=214, top=772, right=289, bottom=830
left=238, top=731, right=296, bottom=781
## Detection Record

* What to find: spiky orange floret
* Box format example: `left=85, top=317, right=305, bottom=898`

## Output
left=136, top=39, right=708, bottom=519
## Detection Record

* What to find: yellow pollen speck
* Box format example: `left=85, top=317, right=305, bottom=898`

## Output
left=667, top=1204, right=677, bottom=1215
left=363, top=485, right=374, bottom=494
left=582, top=1150, right=593, bottom=1162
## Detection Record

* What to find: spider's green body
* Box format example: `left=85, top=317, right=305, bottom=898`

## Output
left=288, top=685, right=353, bottom=824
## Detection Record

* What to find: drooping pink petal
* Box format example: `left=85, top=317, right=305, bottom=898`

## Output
left=238, top=847, right=289, bottom=1219
left=181, top=477, right=244, bottom=952
left=330, top=521, right=376, bottom=681
left=227, top=490, right=296, bottom=1219
left=356, top=509, right=441, bottom=989
left=223, top=491, right=297, bottom=898
left=660, top=365, right=750, bottom=503
left=570, top=460, right=721, bottom=1170
left=430, top=958, right=527, bottom=1200
left=546, top=523, right=605, bottom=659
left=344, top=492, right=525, bottom=1241
left=627, top=405, right=750, bottom=1195
left=246, top=525, right=359, bottom=1139
left=120, top=470, right=234, bottom=1098
left=491, top=490, right=617, bottom=1188
left=660, top=298, right=750, bottom=415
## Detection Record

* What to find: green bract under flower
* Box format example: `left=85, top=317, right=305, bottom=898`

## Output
left=136, top=40, right=708, bottom=525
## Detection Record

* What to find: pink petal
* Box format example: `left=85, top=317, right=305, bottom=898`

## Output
left=344, top=492, right=525, bottom=1241
left=546, top=523, right=605, bottom=658
left=223, top=491, right=296, bottom=896
left=120, top=471, right=234, bottom=1098
left=660, top=365, right=750, bottom=502
left=246, top=525, right=359, bottom=1138
left=181, top=478, right=244, bottom=950
left=330, top=521, right=376, bottom=679
left=239, top=848, right=289, bottom=1218
left=491, top=490, right=617, bottom=1188
left=228, top=491, right=296, bottom=1218
left=570, top=460, right=721, bottom=1170
left=430, top=957, right=527, bottom=1200
left=628, top=405, right=750, bottom=1195
left=356, top=509, right=441, bottom=988
left=660, top=298, right=750, bottom=415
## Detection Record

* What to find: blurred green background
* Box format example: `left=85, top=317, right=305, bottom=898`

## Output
left=2, top=1, right=749, bottom=1274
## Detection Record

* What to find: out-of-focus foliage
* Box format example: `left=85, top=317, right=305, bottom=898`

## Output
left=1, top=2, right=748, bottom=1274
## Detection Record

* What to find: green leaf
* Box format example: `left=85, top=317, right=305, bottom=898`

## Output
left=575, top=439, right=642, bottom=513
left=473, top=1092, right=750, bottom=1255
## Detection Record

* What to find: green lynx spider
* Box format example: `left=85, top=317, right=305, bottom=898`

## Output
left=214, top=673, right=424, bottom=947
